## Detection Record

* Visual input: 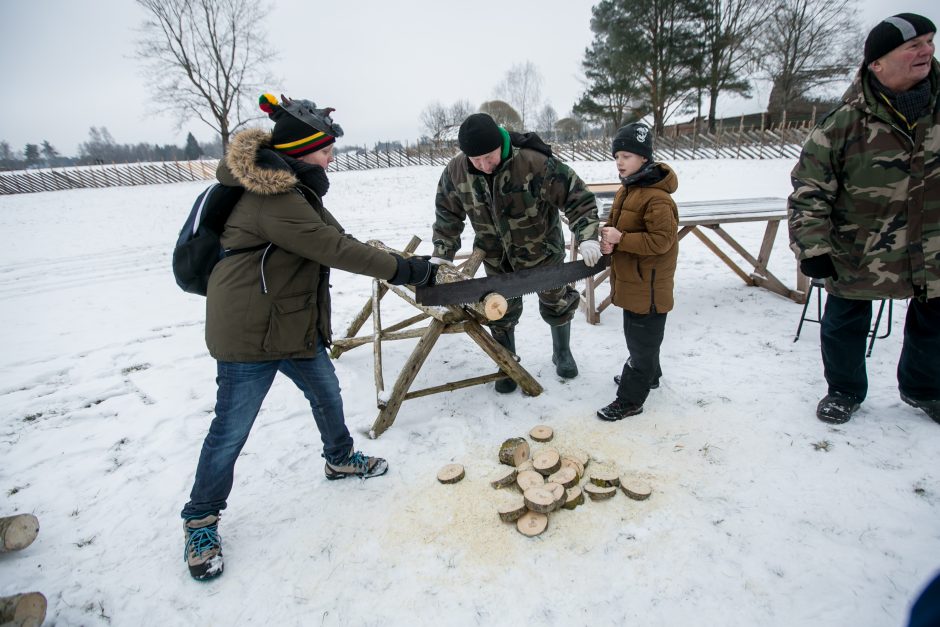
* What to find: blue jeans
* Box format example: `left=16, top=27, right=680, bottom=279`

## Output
left=181, top=346, right=354, bottom=518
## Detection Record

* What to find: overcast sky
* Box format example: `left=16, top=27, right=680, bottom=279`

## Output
left=0, top=0, right=935, bottom=156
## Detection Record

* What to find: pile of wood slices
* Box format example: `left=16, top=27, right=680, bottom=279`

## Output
left=436, top=424, right=653, bottom=537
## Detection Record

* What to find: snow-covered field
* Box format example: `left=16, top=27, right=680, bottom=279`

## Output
left=1, top=158, right=937, bottom=626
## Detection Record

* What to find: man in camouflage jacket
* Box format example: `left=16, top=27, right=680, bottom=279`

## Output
left=432, top=113, right=601, bottom=392
left=788, top=13, right=940, bottom=425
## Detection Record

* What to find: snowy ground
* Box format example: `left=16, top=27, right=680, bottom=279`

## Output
left=1, top=159, right=938, bottom=626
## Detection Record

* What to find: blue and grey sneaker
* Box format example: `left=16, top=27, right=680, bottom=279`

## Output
left=184, top=514, right=223, bottom=580
left=325, top=449, right=388, bottom=480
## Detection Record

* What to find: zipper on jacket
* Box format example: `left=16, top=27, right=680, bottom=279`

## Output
left=259, top=243, right=276, bottom=294
left=649, top=268, right=657, bottom=313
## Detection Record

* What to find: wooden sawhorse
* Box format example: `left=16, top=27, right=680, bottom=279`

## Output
left=331, top=237, right=542, bottom=438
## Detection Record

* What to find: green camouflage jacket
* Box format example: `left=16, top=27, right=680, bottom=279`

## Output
left=788, top=60, right=940, bottom=301
left=432, top=144, right=599, bottom=272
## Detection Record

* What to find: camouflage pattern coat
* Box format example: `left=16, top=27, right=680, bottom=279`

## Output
left=788, top=60, right=940, bottom=301
left=432, top=145, right=599, bottom=273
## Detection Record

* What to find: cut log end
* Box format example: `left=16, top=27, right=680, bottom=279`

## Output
left=523, top=487, right=557, bottom=514
left=548, top=466, right=578, bottom=489
left=498, top=437, right=531, bottom=467
left=0, top=514, right=39, bottom=553
left=589, top=468, right=621, bottom=488
left=516, top=511, right=549, bottom=537
left=497, top=495, right=527, bottom=522
left=528, top=425, right=554, bottom=442
left=437, top=463, right=465, bottom=484
left=0, top=591, right=47, bottom=627
left=584, top=484, right=618, bottom=501
left=562, top=486, right=585, bottom=510
left=532, top=448, right=561, bottom=476
left=490, top=466, right=518, bottom=489
left=482, top=293, right=508, bottom=320
left=621, top=479, right=653, bottom=501
left=516, top=469, right=545, bottom=492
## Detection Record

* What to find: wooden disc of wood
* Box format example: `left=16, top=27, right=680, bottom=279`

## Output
left=584, top=484, right=617, bottom=500
left=523, top=487, right=557, bottom=514
left=0, top=591, right=46, bottom=626
left=497, top=494, right=527, bottom=522
left=543, top=482, right=566, bottom=511
left=516, top=459, right=535, bottom=473
left=516, top=469, right=544, bottom=491
left=548, top=466, right=578, bottom=489
left=489, top=466, right=518, bottom=489
left=532, top=448, right=561, bottom=476
left=498, top=437, right=530, bottom=467
left=589, top=468, right=620, bottom=488
left=528, top=425, right=554, bottom=442
left=620, top=478, right=652, bottom=501
left=565, top=448, right=590, bottom=468
left=482, top=293, right=508, bottom=320
left=0, top=514, right=39, bottom=553
left=562, top=486, right=584, bottom=510
left=437, top=463, right=465, bottom=484
left=559, top=456, right=585, bottom=480
left=516, top=511, right=548, bottom=537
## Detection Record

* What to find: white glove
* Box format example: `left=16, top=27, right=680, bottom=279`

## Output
left=579, top=240, right=602, bottom=267
left=429, top=256, right=451, bottom=266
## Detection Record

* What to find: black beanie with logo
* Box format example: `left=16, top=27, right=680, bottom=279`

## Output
left=611, top=122, right=654, bottom=160
left=864, top=13, right=936, bottom=67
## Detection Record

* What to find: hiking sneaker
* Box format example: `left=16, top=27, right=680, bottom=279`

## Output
left=900, top=393, right=940, bottom=424
left=184, top=514, right=223, bottom=581
left=325, top=449, right=389, bottom=480
left=597, top=399, right=643, bottom=421
left=816, top=393, right=861, bottom=424
left=614, top=374, right=659, bottom=389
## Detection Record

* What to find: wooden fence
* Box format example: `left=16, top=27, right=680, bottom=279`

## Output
left=0, top=128, right=809, bottom=195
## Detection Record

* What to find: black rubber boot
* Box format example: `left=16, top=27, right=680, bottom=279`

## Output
left=491, top=327, right=517, bottom=393
left=551, top=322, right=578, bottom=379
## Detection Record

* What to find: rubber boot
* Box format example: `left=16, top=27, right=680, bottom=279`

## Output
left=551, top=322, right=578, bottom=378
left=491, top=327, right=518, bottom=393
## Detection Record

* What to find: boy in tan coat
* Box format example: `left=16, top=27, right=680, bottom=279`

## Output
left=598, top=123, right=679, bottom=420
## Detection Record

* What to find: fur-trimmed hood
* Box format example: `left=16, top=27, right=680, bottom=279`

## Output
left=217, top=128, right=299, bottom=195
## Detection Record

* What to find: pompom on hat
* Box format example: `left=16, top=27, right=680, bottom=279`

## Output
left=864, top=13, right=936, bottom=67
left=259, top=93, right=344, bottom=157
left=458, top=113, right=503, bottom=157
left=611, top=122, right=654, bottom=160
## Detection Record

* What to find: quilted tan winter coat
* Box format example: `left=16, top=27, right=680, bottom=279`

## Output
left=607, top=163, right=679, bottom=314
left=205, top=129, right=398, bottom=361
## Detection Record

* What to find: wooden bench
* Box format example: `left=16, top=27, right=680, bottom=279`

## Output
left=574, top=185, right=806, bottom=324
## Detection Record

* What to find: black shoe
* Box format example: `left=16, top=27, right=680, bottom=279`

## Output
left=597, top=399, right=643, bottom=421
left=900, top=393, right=940, bottom=424
left=613, top=374, right=659, bottom=389
left=816, top=393, right=861, bottom=424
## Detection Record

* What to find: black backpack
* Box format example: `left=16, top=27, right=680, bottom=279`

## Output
left=172, top=183, right=267, bottom=296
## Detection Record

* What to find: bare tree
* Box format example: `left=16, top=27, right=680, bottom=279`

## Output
left=495, top=61, right=543, bottom=130
left=554, top=117, right=584, bottom=142
left=419, top=101, right=450, bottom=140
left=479, top=100, right=522, bottom=131
left=135, top=0, right=277, bottom=151
left=700, top=0, right=769, bottom=131
left=449, top=99, right=475, bottom=126
left=759, top=0, right=859, bottom=118
left=535, top=105, right=559, bottom=138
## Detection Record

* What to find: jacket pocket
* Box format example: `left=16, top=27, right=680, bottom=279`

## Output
left=263, top=291, right=314, bottom=354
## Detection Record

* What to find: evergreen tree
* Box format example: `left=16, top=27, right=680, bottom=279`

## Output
left=24, top=144, right=41, bottom=166
left=184, top=132, right=203, bottom=160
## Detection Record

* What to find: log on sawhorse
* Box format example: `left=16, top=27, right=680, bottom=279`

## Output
left=331, top=237, right=542, bottom=438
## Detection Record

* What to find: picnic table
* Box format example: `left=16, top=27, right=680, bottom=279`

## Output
left=573, top=184, right=806, bottom=324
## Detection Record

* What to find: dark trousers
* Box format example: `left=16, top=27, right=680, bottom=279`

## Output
left=821, top=294, right=940, bottom=402
left=616, top=309, right=667, bottom=405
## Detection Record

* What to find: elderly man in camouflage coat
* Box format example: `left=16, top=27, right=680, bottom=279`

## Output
left=788, top=13, right=940, bottom=425
left=432, top=113, right=601, bottom=393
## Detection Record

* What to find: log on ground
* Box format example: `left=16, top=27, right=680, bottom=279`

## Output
left=620, top=478, right=652, bottom=501
left=437, top=463, right=465, bottom=484
left=489, top=466, right=518, bottom=489
left=0, top=514, right=39, bottom=553
left=498, top=437, right=530, bottom=467
left=497, top=495, right=527, bottom=522
left=0, top=592, right=46, bottom=627
left=532, top=448, right=561, bottom=476
left=528, top=425, right=554, bottom=442
left=516, top=511, right=549, bottom=537
left=584, top=484, right=618, bottom=501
